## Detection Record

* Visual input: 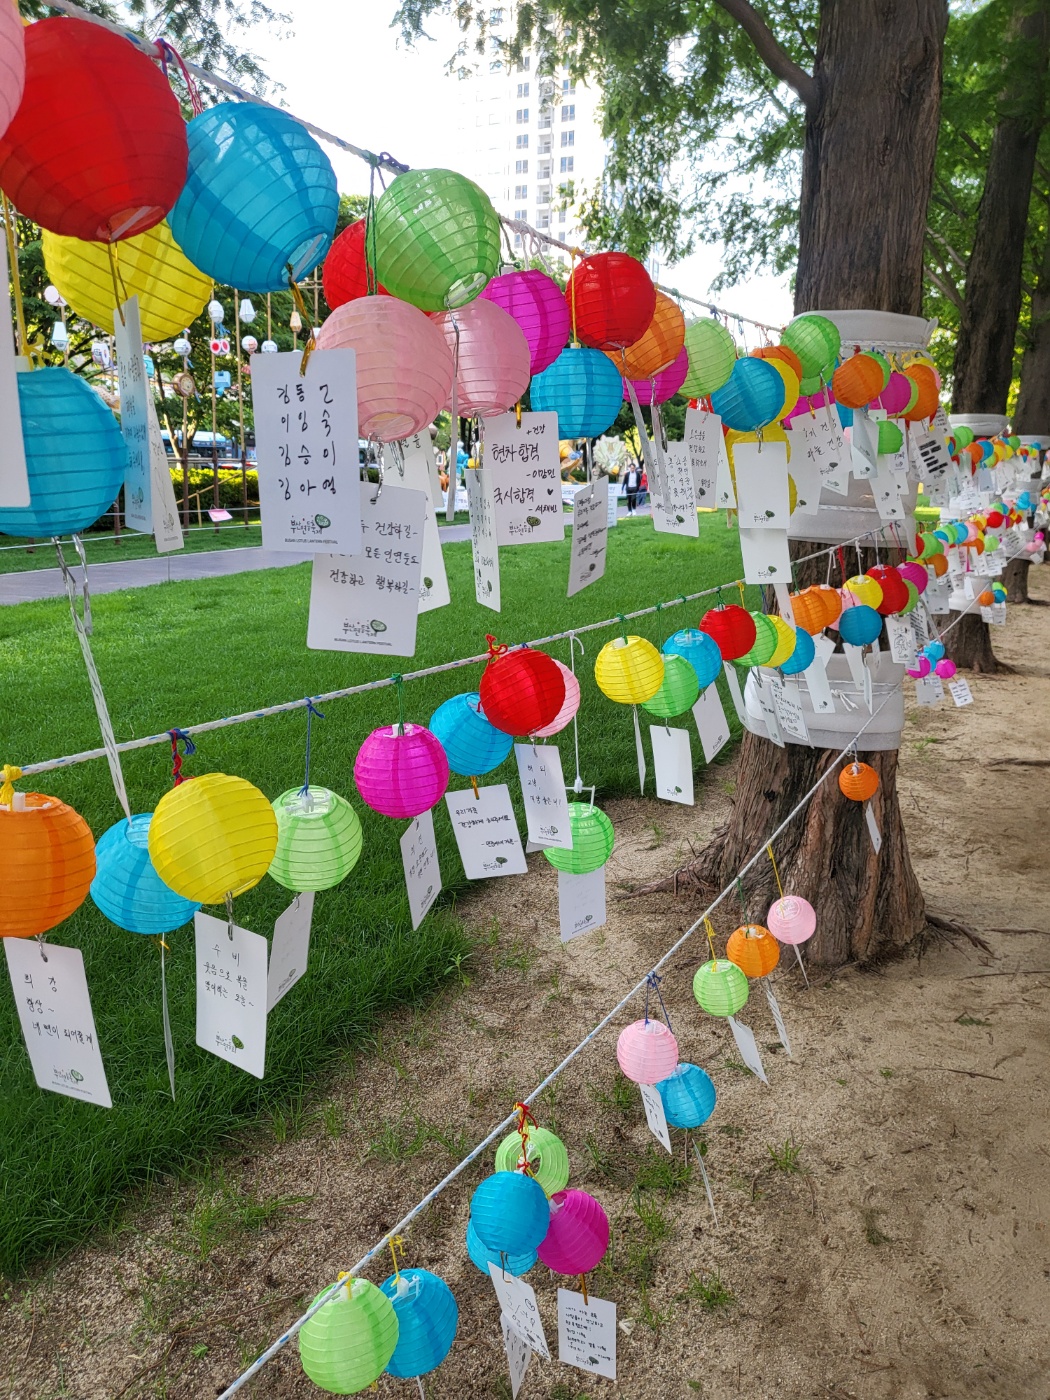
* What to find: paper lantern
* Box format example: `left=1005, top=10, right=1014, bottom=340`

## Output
left=298, top=1278, right=398, bottom=1395
left=613, top=291, right=685, bottom=380
left=767, top=895, right=817, bottom=945
left=170, top=103, right=338, bottom=291
left=924, top=640, right=945, bottom=663
left=779, top=626, right=815, bottom=675
left=428, top=693, right=513, bottom=776
left=565, top=251, right=656, bottom=350
left=656, top=1062, right=716, bottom=1129
left=315, top=297, right=454, bottom=441
left=879, top=372, right=913, bottom=415
left=877, top=420, right=904, bottom=456
left=530, top=345, right=624, bottom=438
left=726, top=923, right=780, bottom=978
left=470, top=1171, right=550, bottom=1255
left=531, top=661, right=581, bottom=738
left=148, top=774, right=278, bottom=904
left=433, top=299, right=531, bottom=417
left=867, top=565, right=909, bottom=616
left=465, top=1221, right=535, bottom=1277
left=897, top=561, right=928, bottom=595
left=838, top=761, right=879, bottom=802
left=622, top=346, right=690, bottom=405
left=711, top=358, right=785, bottom=431
left=935, top=658, right=957, bottom=679
left=781, top=314, right=840, bottom=379
left=321, top=220, right=388, bottom=307
left=740, top=612, right=778, bottom=667
left=662, top=629, right=722, bottom=689
left=481, top=268, right=571, bottom=374
left=699, top=605, right=757, bottom=661
left=0, top=791, right=95, bottom=939
left=0, top=368, right=125, bottom=538
left=495, top=1126, right=570, bottom=1196
left=0, top=0, right=24, bottom=142
left=902, top=364, right=939, bottom=422
left=693, top=960, right=749, bottom=1017
left=542, top=801, right=615, bottom=875
left=641, top=653, right=700, bottom=717
left=906, top=655, right=931, bottom=679
left=354, top=725, right=449, bottom=820
left=753, top=343, right=803, bottom=380
left=594, top=636, right=665, bottom=704
left=978, top=588, right=995, bottom=607
left=536, top=1190, right=610, bottom=1275
left=91, top=814, right=199, bottom=934
left=380, top=1269, right=457, bottom=1380
left=832, top=354, right=886, bottom=410
left=790, top=588, right=830, bottom=635
left=681, top=318, right=737, bottom=397
left=268, top=787, right=363, bottom=892
left=479, top=646, right=566, bottom=736
left=616, top=1019, right=679, bottom=1084
left=844, top=574, right=883, bottom=610
left=0, top=18, right=186, bottom=242
left=765, top=616, right=798, bottom=669
left=838, top=604, right=882, bottom=647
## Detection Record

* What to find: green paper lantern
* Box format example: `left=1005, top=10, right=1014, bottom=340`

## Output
left=299, top=1277, right=399, bottom=1394
left=543, top=801, right=615, bottom=874
left=899, top=579, right=919, bottom=615
left=781, top=314, right=841, bottom=380
left=954, top=424, right=975, bottom=449
left=902, top=376, right=920, bottom=415
left=739, top=612, right=778, bottom=667
left=877, top=420, right=903, bottom=456
left=693, top=959, right=749, bottom=1017
left=495, top=1126, right=570, bottom=1196
left=269, top=787, right=364, bottom=892
left=641, top=653, right=700, bottom=718
left=869, top=350, right=892, bottom=393
left=799, top=372, right=825, bottom=396
left=681, top=318, right=737, bottom=398
left=373, top=167, right=501, bottom=312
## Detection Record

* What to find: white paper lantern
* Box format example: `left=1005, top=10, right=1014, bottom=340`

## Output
left=207, top=298, right=224, bottom=323
left=239, top=297, right=256, bottom=324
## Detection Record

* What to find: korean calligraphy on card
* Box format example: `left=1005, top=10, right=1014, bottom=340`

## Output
left=567, top=476, right=609, bottom=597
left=652, top=444, right=700, bottom=536
left=5, top=940, right=112, bottom=1108
left=467, top=466, right=502, bottom=611
left=194, top=913, right=268, bottom=1079
left=485, top=411, right=565, bottom=544
left=444, top=784, right=528, bottom=879
left=514, top=743, right=572, bottom=849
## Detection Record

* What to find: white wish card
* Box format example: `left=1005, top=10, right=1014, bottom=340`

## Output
left=910, top=422, right=953, bottom=485
left=790, top=405, right=849, bottom=496
left=949, top=677, right=975, bottom=707
left=147, top=396, right=184, bottom=552
left=567, top=476, right=609, bottom=597
left=692, top=684, right=731, bottom=763
left=307, top=485, right=426, bottom=656
left=0, top=229, right=28, bottom=507
left=865, top=801, right=882, bottom=854
left=914, top=674, right=944, bottom=706
left=764, top=983, right=792, bottom=1056
left=783, top=429, right=821, bottom=517
left=739, top=525, right=791, bottom=586
left=444, top=784, right=527, bottom=879
left=395, top=435, right=450, bottom=613
left=194, top=913, right=269, bottom=1079
left=606, top=476, right=620, bottom=527
left=872, top=456, right=907, bottom=522
left=488, top=1265, right=550, bottom=1360
left=467, top=466, right=501, bottom=611
left=639, top=1081, right=672, bottom=1152
left=557, top=1291, right=617, bottom=1381
left=114, top=295, right=152, bottom=531
left=5, top=940, right=112, bottom=1108
left=767, top=674, right=810, bottom=743
left=684, top=406, right=721, bottom=507
left=885, top=614, right=918, bottom=667
left=485, top=410, right=565, bottom=544
left=752, top=670, right=784, bottom=747
left=727, top=1015, right=768, bottom=1084
left=850, top=409, right=878, bottom=479
left=653, top=444, right=700, bottom=536
left=649, top=724, right=695, bottom=805
left=400, top=430, right=443, bottom=508
left=715, top=425, right=736, bottom=508
left=400, top=811, right=441, bottom=930
left=722, top=660, right=747, bottom=723
left=253, top=349, right=361, bottom=554
left=266, top=891, right=315, bottom=1012
left=514, top=743, right=573, bottom=849
left=501, top=1314, right=531, bottom=1399
left=733, top=441, right=791, bottom=530
left=558, top=868, right=607, bottom=942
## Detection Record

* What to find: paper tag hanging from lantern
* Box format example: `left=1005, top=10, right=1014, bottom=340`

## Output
left=764, top=983, right=792, bottom=1056
left=194, top=912, right=268, bottom=1078
left=113, top=296, right=154, bottom=532
left=649, top=725, right=694, bottom=804
left=567, top=477, right=609, bottom=596
left=638, top=1081, right=672, bottom=1152
left=733, top=441, right=790, bottom=530
left=683, top=406, right=720, bottom=506
left=501, top=1313, right=531, bottom=1399
left=515, top=744, right=572, bottom=849
left=558, top=868, right=607, bottom=942
left=488, top=1265, right=551, bottom=1360
left=727, top=1016, right=768, bottom=1084
left=652, top=444, right=699, bottom=536
left=738, top=525, right=791, bottom=585
left=467, top=467, right=501, bottom=611
left=444, top=785, right=527, bottom=879
left=147, top=395, right=184, bottom=553
left=485, top=411, right=565, bottom=545
left=400, top=811, right=441, bottom=930
left=692, top=686, right=731, bottom=762
left=395, top=434, right=450, bottom=613
left=266, top=892, right=315, bottom=1011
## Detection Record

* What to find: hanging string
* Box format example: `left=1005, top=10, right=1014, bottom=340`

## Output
left=155, top=37, right=205, bottom=115
left=387, top=1235, right=405, bottom=1281
left=365, top=159, right=380, bottom=296
left=513, top=1100, right=536, bottom=1175
left=568, top=247, right=583, bottom=346
left=643, top=971, right=673, bottom=1031
left=168, top=728, right=196, bottom=786
left=735, top=875, right=749, bottom=920
left=766, top=844, right=786, bottom=908
left=568, top=632, right=584, bottom=793
left=703, top=916, right=718, bottom=967
left=299, top=699, right=325, bottom=795
left=2, top=192, right=28, bottom=359
left=266, top=293, right=272, bottom=343
left=107, top=244, right=130, bottom=326
left=391, top=674, right=406, bottom=736
left=287, top=270, right=315, bottom=375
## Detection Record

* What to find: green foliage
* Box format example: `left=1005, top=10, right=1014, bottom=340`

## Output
left=682, top=1268, right=736, bottom=1310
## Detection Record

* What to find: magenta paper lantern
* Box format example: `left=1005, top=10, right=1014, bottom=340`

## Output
left=897, top=560, right=928, bottom=595
left=433, top=298, right=531, bottom=418
left=536, top=1190, right=610, bottom=1275
left=782, top=386, right=834, bottom=427
left=531, top=659, right=581, bottom=738
left=315, top=297, right=453, bottom=441
left=353, top=724, right=450, bottom=819
left=480, top=268, right=570, bottom=375
left=935, top=658, right=956, bottom=678
left=878, top=371, right=913, bottom=415
left=616, top=1019, right=679, bottom=1084
left=0, top=0, right=24, bottom=141
left=767, top=895, right=817, bottom=946
left=906, top=656, right=931, bottom=679
left=622, top=346, right=690, bottom=405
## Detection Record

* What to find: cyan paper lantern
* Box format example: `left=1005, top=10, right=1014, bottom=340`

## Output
left=465, top=1221, right=536, bottom=1277
left=662, top=629, right=722, bottom=689
left=656, top=1062, right=717, bottom=1129
left=838, top=604, right=882, bottom=647
left=428, top=693, right=513, bottom=777
left=469, top=1171, right=550, bottom=1256
left=530, top=345, right=623, bottom=439
left=778, top=626, right=815, bottom=674
left=91, top=814, right=199, bottom=935
left=379, top=1269, right=458, bottom=1380
left=710, top=357, right=785, bottom=432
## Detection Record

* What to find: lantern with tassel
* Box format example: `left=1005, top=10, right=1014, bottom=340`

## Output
left=699, top=604, right=757, bottom=661
left=542, top=801, right=614, bottom=875
left=641, top=653, right=700, bottom=717
left=530, top=345, right=624, bottom=438
left=594, top=635, right=664, bottom=705
left=268, top=787, right=363, bottom=892
left=565, top=251, right=656, bottom=350
left=470, top=1171, right=550, bottom=1256
left=726, top=923, right=780, bottom=978
left=495, top=1125, right=570, bottom=1196
left=693, top=959, right=749, bottom=1017
left=616, top=1019, right=679, bottom=1084
left=681, top=318, right=737, bottom=397
left=662, top=629, right=722, bottom=689
left=480, top=268, right=570, bottom=375
left=433, top=299, right=531, bottom=418
left=380, top=1269, right=458, bottom=1381
left=767, top=895, right=817, bottom=945
left=0, top=785, right=95, bottom=939
left=428, top=693, right=513, bottom=776
left=611, top=290, right=685, bottom=380
left=537, top=1190, right=610, bottom=1276
left=656, top=1062, right=717, bottom=1129
left=838, top=761, right=879, bottom=802
left=478, top=641, right=566, bottom=736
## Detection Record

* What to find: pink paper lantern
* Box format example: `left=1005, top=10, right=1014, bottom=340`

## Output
left=531, top=659, right=581, bottom=738
left=353, top=723, right=450, bottom=819
left=782, top=386, right=833, bottom=427
left=315, top=297, right=454, bottom=441
left=536, top=1190, right=610, bottom=1275
left=935, top=658, right=956, bottom=678
left=0, top=0, right=25, bottom=141
left=767, top=895, right=817, bottom=946
left=1026, top=541, right=1041, bottom=554
left=480, top=268, right=570, bottom=375
left=433, top=298, right=531, bottom=419
left=877, top=371, right=913, bottom=416
left=622, top=346, right=690, bottom=405
left=897, top=560, right=928, bottom=595
left=907, top=656, right=931, bottom=679
left=616, top=1019, right=679, bottom=1084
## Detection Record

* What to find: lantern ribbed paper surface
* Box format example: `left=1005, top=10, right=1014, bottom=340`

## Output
left=536, top=1190, right=610, bottom=1275
left=902, top=365, right=939, bottom=421
left=754, top=343, right=803, bottom=379
left=373, top=168, right=501, bottom=311
left=531, top=660, right=581, bottom=738
left=565, top=251, right=656, bottom=350
left=833, top=355, right=885, bottom=410
left=465, top=1221, right=536, bottom=1277
left=380, top=1269, right=458, bottom=1379
left=495, top=1126, right=570, bottom=1196
left=907, top=655, right=932, bottom=679
left=0, top=792, right=95, bottom=939
left=867, top=565, right=909, bottom=616
left=779, top=626, right=815, bottom=675
left=0, top=0, right=23, bottom=143
left=656, top=1062, right=717, bottom=1129
left=781, top=314, right=840, bottom=379
left=0, top=18, right=187, bottom=242
left=662, top=629, right=722, bottom=689
left=924, top=640, right=945, bottom=663
left=429, top=692, right=513, bottom=776
left=623, top=345, right=690, bottom=405
left=298, top=1278, right=399, bottom=1395
left=812, top=584, right=843, bottom=627
left=790, top=588, right=830, bottom=636
left=838, top=604, right=882, bottom=647
left=0, top=369, right=126, bottom=539
left=693, top=960, right=749, bottom=1017
left=711, top=358, right=785, bottom=431
left=530, top=345, right=624, bottom=438
left=470, top=1171, right=550, bottom=1255
left=91, top=814, right=199, bottom=935
left=43, top=223, right=212, bottom=343
left=354, top=725, right=449, bottom=820
left=699, top=605, right=757, bottom=661
left=170, top=103, right=338, bottom=291
left=613, top=291, right=685, bottom=380
left=844, top=574, right=883, bottom=610
left=681, top=318, right=737, bottom=397
left=321, top=220, right=388, bottom=307
left=268, top=787, right=363, bottom=892
left=479, top=648, right=565, bottom=736
left=935, top=658, right=957, bottom=678
left=542, top=801, right=614, bottom=874
left=757, top=354, right=800, bottom=421
left=877, top=419, right=904, bottom=456
left=726, top=924, right=781, bottom=978
left=764, top=616, right=798, bottom=669
left=148, top=774, right=278, bottom=905
left=739, top=612, right=778, bottom=668
left=594, top=635, right=665, bottom=705
left=767, top=895, right=817, bottom=945
left=838, top=761, right=879, bottom=802
left=616, top=1019, right=679, bottom=1084
left=316, top=297, right=454, bottom=442
left=434, top=300, right=531, bottom=417
left=641, top=653, right=700, bottom=717
left=480, top=268, right=570, bottom=374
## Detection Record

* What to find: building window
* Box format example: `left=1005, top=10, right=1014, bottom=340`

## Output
left=538, top=115, right=551, bottom=130
left=537, top=211, right=550, bottom=229
left=489, top=60, right=502, bottom=72
left=514, top=184, right=528, bottom=199
left=516, top=82, right=529, bottom=98
left=558, top=207, right=567, bottom=223
left=562, top=78, right=576, bottom=94
left=538, top=135, right=552, bottom=154
left=515, top=159, right=528, bottom=174
left=516, top=108, right=529, bottom=123
left=560, top=130, right=574, bottom=147
left=514, top=208, right=527, bottom=220
left=559, top=156, right=574, bottom=173
left=538, top=161, right=551, bottom=179
left=516, top=55, right=530, bottom=72
left=561, top=104, right=575, bottom=121
left=537, top=185, right=551, bottom=204
left=514, top=232, right=522, bottom=247
left=516, top=134, right=528, bottom=148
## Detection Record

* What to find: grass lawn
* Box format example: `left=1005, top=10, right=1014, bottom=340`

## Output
left=0, top=514, right=752, bottom=1275
left=0, top=520, right=266, bottom=574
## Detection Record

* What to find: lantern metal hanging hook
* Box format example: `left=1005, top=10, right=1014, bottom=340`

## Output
left=369, top=439, right=385, bottom=504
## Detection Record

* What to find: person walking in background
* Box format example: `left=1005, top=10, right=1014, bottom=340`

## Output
left=624, top=464, right=642, bottom=513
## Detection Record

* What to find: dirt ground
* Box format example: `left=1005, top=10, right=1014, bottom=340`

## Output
left=2, top=573, right=1050, bottom=1400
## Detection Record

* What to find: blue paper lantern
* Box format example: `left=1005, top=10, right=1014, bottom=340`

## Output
left=924, top=640, right=945, bottom=663
left=778, top=626, right=815, bottom=674
left=710, top=357, right=785, bottom=432
left=169, top=103, right=339, bottom=292
left=428, top=692, right=513, bottom=777
left=0, top=368, right=126, bottom=538
left=656, top=1062, right=717, bottom=1129
left=465, top=1221, right=536, bottom=1278
left=91, top=814, right=200, bottom=934
left=838, top=604, right=882, bottom=647
left=662, top=629, right=722, bottom=689
left=380, top=1268, right=458, bottom=1379
left=530, top=345, right=622, bottom=438
left=470, top=1171, right=550, bottom=1256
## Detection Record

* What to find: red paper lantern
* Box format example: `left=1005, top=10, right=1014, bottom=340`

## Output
left=478, top=639, right=566, bottom=736
left=321, top=220, right=388, bottom=308
left=698, top=605, right=757, bottom=661
left=866, top=565, right=909, bottom=617
left=565, top=252, right=656, bottom=351
left=0, top=18, right=187, bottom=242
left=985, top=510, right=1004, bottom=528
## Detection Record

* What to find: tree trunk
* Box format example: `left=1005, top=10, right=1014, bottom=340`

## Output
left=1014, top=214, right=1050, bottom=433
left=1002, top=556, right=1033, bottom=604
left=933, top=611, right=1006, bottom=672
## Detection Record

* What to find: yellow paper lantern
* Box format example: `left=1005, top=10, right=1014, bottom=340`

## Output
left=725, top=423, right=791, bottom=469
left=762, top=357, right=800, bottom=421
left=43, top=221, right=211, bottom=341
left=843, top=574, right=883, bottom=610
left=148, top=773, right=278, bottom=904
left=764, top=616, right=797, bottom=668
left=594, top=635, right=664, bottom=705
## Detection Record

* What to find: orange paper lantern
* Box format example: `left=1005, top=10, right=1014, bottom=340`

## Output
left=726, top=923, right=781, bottom=979
left=752, top=344, right=803, bottom=380
left=613, top=291, right=685, bottom=380
left=838, top=762, right=879, bottom=802
left=811, top=584, right=842, bottom=627
left=978, top=589, right=995, bottom=606
left=790, top=587, right=832, bottom=635
left=0, top=790, right=96, bottom=938
left=930, top=552, right=949, bottom=577
left=832, top=353, right=886, bottom=410
left=901, top=365, right=939, bottom=422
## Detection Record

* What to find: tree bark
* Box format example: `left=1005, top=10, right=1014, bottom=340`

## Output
left=933, top=611, right=1007, bottom=672
left=1015, top=210, right=1050, bottom=433
left=1002, top=556, right=1034, bottom=604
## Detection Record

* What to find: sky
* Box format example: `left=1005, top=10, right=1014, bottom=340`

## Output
left=249, top=1, right=795, bottom=332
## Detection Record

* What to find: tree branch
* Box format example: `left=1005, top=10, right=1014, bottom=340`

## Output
left=924, top=261, right=964, bottom=310
left=925, top=224, right=969, bottom=274
left=713, top=0, right=817, bottom=108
